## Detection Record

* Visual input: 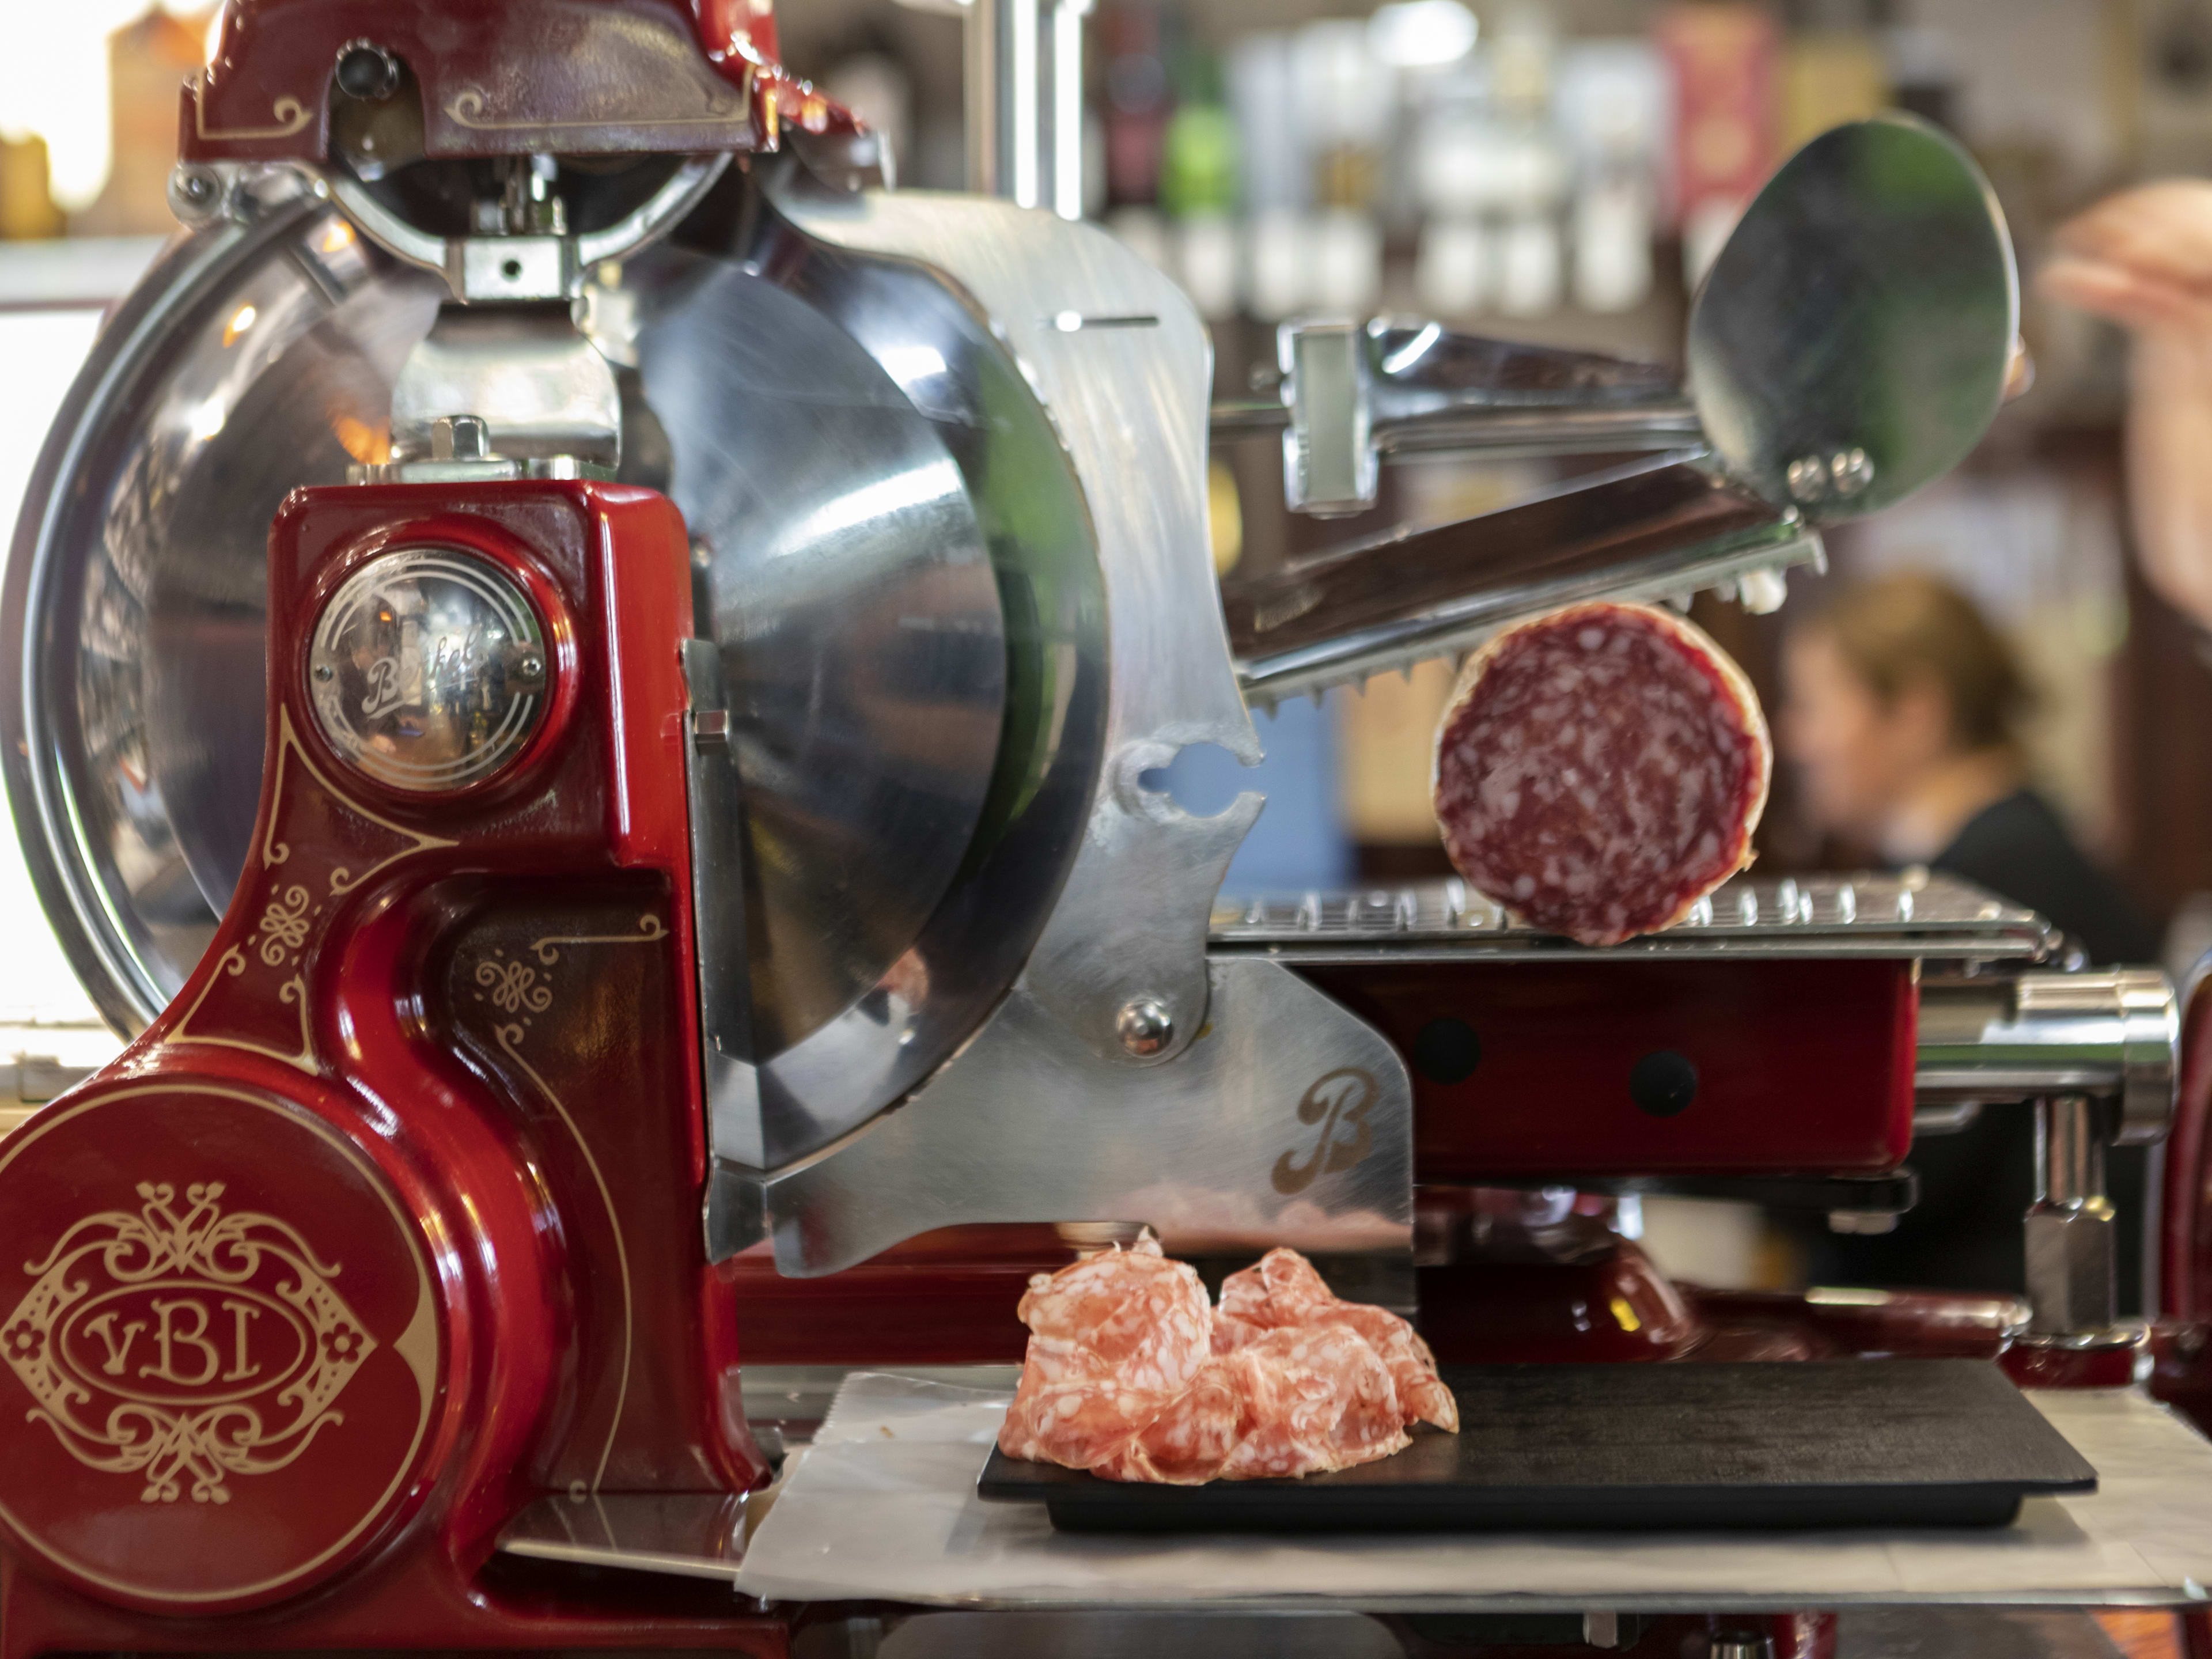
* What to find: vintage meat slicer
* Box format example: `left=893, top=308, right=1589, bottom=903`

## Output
left=0, top=0, right=2199, bottom=1649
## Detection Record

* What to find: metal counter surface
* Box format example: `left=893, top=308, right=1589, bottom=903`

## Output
left=698, top=1373, right=2212, bottom=1610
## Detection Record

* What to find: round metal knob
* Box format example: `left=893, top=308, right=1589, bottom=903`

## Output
left=306, top=548, right=549, bottom=794
left=1116, top=997, right=1174, bottom=1058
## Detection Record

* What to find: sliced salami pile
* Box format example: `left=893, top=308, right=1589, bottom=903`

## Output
left=1432, top=601, right=1771, bottom=947
left=999, top=1237, right=1456, bottom=1485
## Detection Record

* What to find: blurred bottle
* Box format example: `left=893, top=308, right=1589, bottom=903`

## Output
left=1488, top=7, right=1567, bottom=317
left=1654, top=2, right=1779, bottom=287
left=1410, top=54, right=1502, bottom=317
left=1160, top=50, right=1239, bottom=317
left=1414, top=214, right=1489, bottom=316
left=1558, top=41, right=1665, bottom=314
left=1100, top=0, right=1173, bottom=207
left=1228, top=32, right=1308, bottom=318
left=0, top=139, right=65, bottom=241
left=70, top=9, right=206, bottom=236
left=1299, top=19, right=1388, bottom=312
left=1781, top=0, right=1888, bottom=153
left=1884, top=26, right=1959, bottom=131
left=1246, top=207, right=1312, bottom=319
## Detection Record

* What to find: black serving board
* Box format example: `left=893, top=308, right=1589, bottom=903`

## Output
left=976, top=1359, right=2096, bottom=1534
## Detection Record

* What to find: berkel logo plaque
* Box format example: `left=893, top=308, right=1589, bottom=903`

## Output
left=0, top=1085, right=441, bottom=1611
left=1, top=1180, right=374, bottom=1505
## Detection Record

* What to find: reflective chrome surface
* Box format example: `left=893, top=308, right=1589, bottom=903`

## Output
left=734, top=956, right=1415, bottom=1277
left=764, top=179, right=1257, bottom=1074
left=3, top=197, right=443, bottom=1027
left=1242, top=318, right=1702, bottom=516
left=696, top=181, right=1415, bottom=1268
left=498, top=1491, right=747, bottom=1582
left=636, top=240, right=1007, bottom=1081
left=690, top=179, right=1104, bottom=1169
left=307, top=548, right=548, bottom=792
left=1209, top=872, right=2057, bottom=963
left=2026, top=1094, right=2119, bottom=1338
left=1916, top=967, right=2179, bottom=1143
left=1225, top=454, right=1821, bottom=707
left=4, top=181, right=1063, bottom=1119
left=1689, top=114, right=2018, bottom=523
left=389, top=304, right=619, bottom=464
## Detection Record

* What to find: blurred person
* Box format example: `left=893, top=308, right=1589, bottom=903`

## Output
left=2043, top=181, right=2212, bottom=632
left=1779, top=571, right=2157, bottom=1302
left=1785, top=572, right=2155, bottom=963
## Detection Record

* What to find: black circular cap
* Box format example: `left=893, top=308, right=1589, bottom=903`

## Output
left=335, top=43, right=401, bottom=101
left=1411, top=1018, right=1482, bottom=1085
left=1628, top=1050, right=1699, bottom=1117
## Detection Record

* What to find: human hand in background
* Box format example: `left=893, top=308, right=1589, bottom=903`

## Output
left=2045, top=181, right=2212, bottom=331
left=2042, top=182, right=2212, bottom=631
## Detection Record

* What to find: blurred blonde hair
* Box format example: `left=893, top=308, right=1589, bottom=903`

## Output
left=1811, top=570, right=2030, bottom=756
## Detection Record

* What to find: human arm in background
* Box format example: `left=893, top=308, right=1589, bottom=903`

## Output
left=2043, top=181, right=2212, bottom=632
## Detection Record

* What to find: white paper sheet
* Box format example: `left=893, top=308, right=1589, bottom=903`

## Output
left=732, top=1373, right=2212, bottom=1610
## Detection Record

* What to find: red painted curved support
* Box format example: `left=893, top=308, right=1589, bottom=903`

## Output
left=0, top=480, right=775, bottom=1646
left=2160, top=960, right=2212, bottom=1324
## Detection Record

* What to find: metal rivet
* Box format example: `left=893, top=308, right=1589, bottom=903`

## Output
left=1785, top=454, right=1829, bottom=503
left=516, top=652, right=544, bottom=680
left=1116, top=997, right=1173, bottom=1058
left=312, top=662, right=335, bottom=683
left=1831, top=445, right=1875, bottom=496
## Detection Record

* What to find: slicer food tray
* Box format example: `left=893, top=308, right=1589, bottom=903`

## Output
left=978, top=1361, right=2094, bottom=1534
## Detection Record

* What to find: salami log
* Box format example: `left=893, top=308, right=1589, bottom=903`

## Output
left=1432, top=601, right=1770, bottom=946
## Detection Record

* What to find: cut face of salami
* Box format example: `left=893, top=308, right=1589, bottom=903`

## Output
left=999, top=1238, right=1457, bottom=1483
left=1433, top=601, right=1771, bottom=946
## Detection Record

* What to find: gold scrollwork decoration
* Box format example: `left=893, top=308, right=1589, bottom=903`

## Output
left=529, top=914, right=668, bottom=968
left=255, top=886, right=313, bottom=967
left=488, top=1024, right=633, bottom=1494
left=257, top=711, right=456, bottom=893
left=0, top=1180, right=374, bottom=1505
left=172, top=949, right=316, bottom=1075
left=189, top=77, right=313, bottom=142
left=475, top=958, right=552, bottom=1017
left=445, top=86, right=747, bottom=132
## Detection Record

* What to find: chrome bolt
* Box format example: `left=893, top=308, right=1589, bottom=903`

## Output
left=516, top=652, right=545, bottom=680
left=1116, top=996, right=1173, bottom=1058
left=430, top=414, right=491, bottom=463
left=312, top=662, right=335, bottom=683
left=1830, top=446, right=1875, bottom=496
left=1784, top=454, right=1828, bottom=503
left=166, top=165, right=225, bottom=226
